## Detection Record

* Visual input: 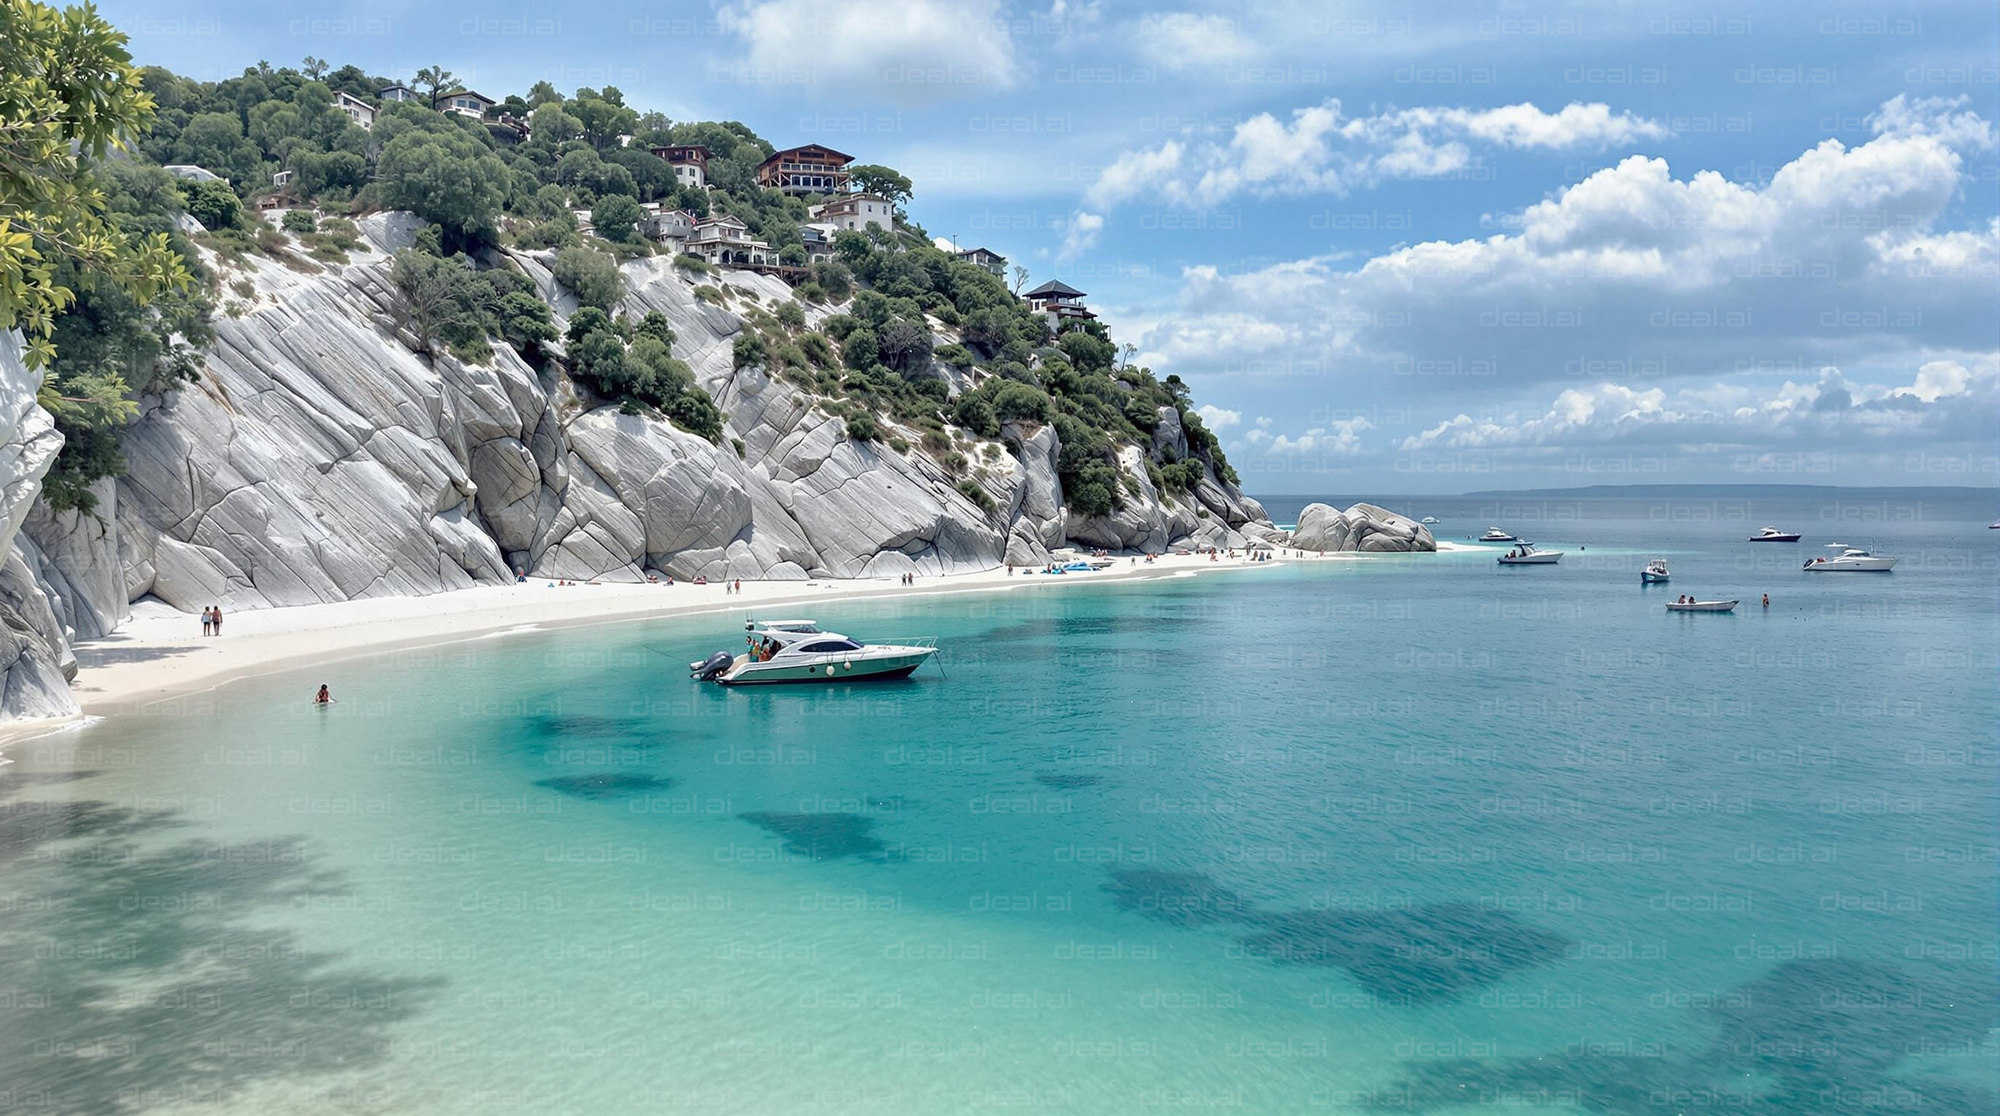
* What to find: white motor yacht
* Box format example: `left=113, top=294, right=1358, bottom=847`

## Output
left=691, top=620, right=938, bottom=684
left=1497, top=542, right=1563, bottom=565
left=1641, top=558, right=1670, bottom=584
left=1748, top=526, right=1802, bottom=542
left=1479, top=526, right=1518, bottom=542
left=1421, top=516, right=1439, bottom=525
left=1803, top=545, right=1897, bottom=572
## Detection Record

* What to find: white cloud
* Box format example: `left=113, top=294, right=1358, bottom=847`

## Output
left=1196, top=404, right=1241, bottom=429
left=1087, top=141, right=1185, bottom=209
left=1240, top=417, right=1373, bottom=457
left=1089, top=99, right=1671, bottom=208
left=716, top=0, right=1018, bottom=100
left=1868, top=94, right=1998, bottom=151
left=1398, top=362, right=1997, bottom=455
left=1136, top=104, right=1998, bottom=403
left=1132, top=13, right=1257, bottom=70
left=1057, top=211, right=1103, bottom=262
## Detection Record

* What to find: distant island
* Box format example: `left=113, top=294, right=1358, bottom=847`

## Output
left=1461, top=484, right=1997, bottom=498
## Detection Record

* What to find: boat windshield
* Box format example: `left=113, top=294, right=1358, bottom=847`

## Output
left=792, top=639, right=863, bottom=653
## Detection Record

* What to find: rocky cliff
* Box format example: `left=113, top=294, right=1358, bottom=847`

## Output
left=1281, top=503, right=1436, bottom=553
left=2, top=217, right=1272, bottom=697
left=0, top=331, right=81, bottom=718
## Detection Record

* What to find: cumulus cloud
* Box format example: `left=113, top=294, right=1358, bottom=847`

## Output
left=1196, top=404, right=1241, bottom=428
left=1868, top=94, right=1998, bottom=151
left=1088, top=98, right=1670, bottom=208
left=1057, top=211, right=1103, bottom=261
left=1136, top=103, right=1998, bottom=402
left=1132, top=13, right=1257, bottom=70
left=1397, top=361, right=1997, bottom=456
left=716, top=0, right=1018, bottom=100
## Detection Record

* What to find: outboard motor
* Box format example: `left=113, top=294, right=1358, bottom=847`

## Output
left=691, top=651, right=734, bottom=681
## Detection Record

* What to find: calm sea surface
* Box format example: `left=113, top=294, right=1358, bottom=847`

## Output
left=3, top=490, right=1995, bottom=1114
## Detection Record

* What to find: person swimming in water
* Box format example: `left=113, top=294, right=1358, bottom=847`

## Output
left=315, top=684, right=332, bottom=704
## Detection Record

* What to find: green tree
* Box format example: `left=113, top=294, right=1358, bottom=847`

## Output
left=413, top=65, right=456, bottom=109
left=847, top=164, right=913, bottom=205
left=589, top=193, right=643, bottom=244
left=0, top=0, right=195, bottom=370
left=300, top=56, right=327, bottom=79
left=375, top=129, right=509, bottom=248
left=178, top=179, right=241, bottom=230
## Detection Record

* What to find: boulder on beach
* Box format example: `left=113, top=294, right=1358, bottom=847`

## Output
left=1288, top=503, right=1435, bottom=553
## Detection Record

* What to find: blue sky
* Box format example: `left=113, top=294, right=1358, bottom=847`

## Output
left=107, top=0, right=1999, bottom=493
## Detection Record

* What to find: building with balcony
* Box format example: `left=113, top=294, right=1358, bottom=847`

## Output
left=955, top=247, right=1006, bottom=278
left=755, top=144, right=853, bottom=194
left=378, top=83, right=422, bottom=104
left=334, top=91, right=376, bottom=130
left=651, top=145, right=709, bottom=189
left=807, top=194, right=892, bottom=234
left=1023, top=280, right=1094, bottom=328
left=642, top=206, right=697, bottom=248
left=685, top=214, right=774, bottom=267
left=438, top=90, right=495, bottom=120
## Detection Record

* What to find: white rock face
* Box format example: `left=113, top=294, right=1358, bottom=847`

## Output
left=5, top=222, right=1279, bottom=719
left=0, top=330, right=79, bottom=718
left=1288, top=502, right=1436, bottom=552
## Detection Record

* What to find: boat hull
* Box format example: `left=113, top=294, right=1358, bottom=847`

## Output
left=1803, top=559, right=1897, bottom=572
left=1640, top=571, right=1670, bottom=583
left=720, top=650, right=934, bottom=684
left=1668, top=601, right=1738, bottom=612
left=1498, top=554, right=1561, bottom=565
left=1749, top=534, right=1801, bottom=542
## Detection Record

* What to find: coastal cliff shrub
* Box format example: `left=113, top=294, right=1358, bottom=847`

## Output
left=281, top=209, right=316, bottom=234
left=563, top=306, right=723, bottom=441
left=589, top=193, right=644, bottom=244
left=956, top=478, right=995, bottom=512
left=732, top=331, right=767, bottom=370
left=843, top=412, right=879, bottom=442
left=551, top=245, right=624, bottom=311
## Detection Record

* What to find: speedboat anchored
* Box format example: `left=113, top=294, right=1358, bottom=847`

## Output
left=1641, top=558, right=1671, bottom=584
left=1748, top=526, right=1801, bottom=542
left=1803, top=545, right=1897, bottom=572
left=691, top=620, right=938, bottom=684
left=1421, top=516, right=1439, bottom=525
left=1480, top=526, right=1518, bottom=542
left=1498, top=542, right=1563, bottom=565
left=1667, top=598, right=1738, bottom=612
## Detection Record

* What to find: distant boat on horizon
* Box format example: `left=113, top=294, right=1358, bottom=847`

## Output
left=1749, top=526, right=1802, bottom=542
left=1480, top=526, right=1518, bottom=542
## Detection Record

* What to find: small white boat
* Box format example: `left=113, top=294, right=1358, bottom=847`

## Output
left=692, top=619, right=937, bottom=684
left=1803, top=545, right=1897, bottom=572
left=1421, top=516, right=1438, bottom=525
left=1748, top=526, right=1801, bottom=542
left=1640, top=558, right=1670, bottom=584
left=1497, top=542, right=1562, bottom=565
left=1667, top=599, right=1738, bottom=612
left=1989, top=521, right=2000, bottom=529
left=1480, top=526, right=1518, bottom=542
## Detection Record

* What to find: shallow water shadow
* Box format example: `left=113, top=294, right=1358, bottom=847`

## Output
left=536, top=772, right=674, bottom=800
left=1097, top=868, right=1570, bottom=1003
left=0, top=796, right=184, bottom=866
left=0, top=768, right=106, bottom=794
left=739, top=811, right=886, bottom=861
left=1368, top=958, right=1998, bottom=1115
left=0, top=797, right=446, bottom=1114
left=524, top=711, right=659, bottom=742
left=1102, top=869, right=1251, bottom=928
left=1035, top=772, right=1105, bottom=790
left=1234, top=903, right=1570, bottom=1003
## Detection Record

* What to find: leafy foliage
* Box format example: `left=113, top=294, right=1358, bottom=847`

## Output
left=564, top=308, right=722, bottom=441
left=550, top=245, right=624, bottom=312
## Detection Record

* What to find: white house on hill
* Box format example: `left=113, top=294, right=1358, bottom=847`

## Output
left=335, top=91, right=375, bottom=130
left=686, top=215, right=774, bottom=267
left=808, top=194, right=892, bottom=234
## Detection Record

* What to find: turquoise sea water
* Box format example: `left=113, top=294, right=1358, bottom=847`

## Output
left=3, top=490, right=1995, bottom=1114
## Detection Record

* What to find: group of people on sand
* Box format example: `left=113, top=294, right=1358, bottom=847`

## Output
left=900, top=572, right=916, bottom=586
left=722, top=579, right=745, bottom=594
left=199, top=605, right=224, bottom=636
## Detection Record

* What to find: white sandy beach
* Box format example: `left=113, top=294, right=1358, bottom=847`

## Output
left=0, top=542, right=1476, bottom=743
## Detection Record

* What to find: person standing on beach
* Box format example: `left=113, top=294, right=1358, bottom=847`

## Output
left=201, top=607, right=213, bottom=636
left=211, top=605, right=223, bottom=636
